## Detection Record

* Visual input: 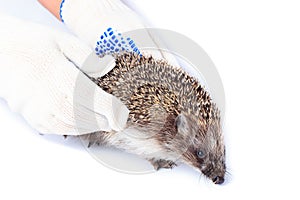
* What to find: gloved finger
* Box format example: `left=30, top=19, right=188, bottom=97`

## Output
left=59, top=0, right=179, bottom=66
left=72, top=68, right=129, bottom=133
left=56, top=29, right=120, bottom=79
left=54, top=30, right=103, bottom=76
left=60, top=0, right=145, bottom=48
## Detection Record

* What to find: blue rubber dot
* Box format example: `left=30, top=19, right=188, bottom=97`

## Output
left=103, top=40, right=107, bottom=44
left=115, top=39, right=118, bottom=43
left=97, top=42, right=100, bottom=45
left=115, top=48, right=119, bottom=52
left=107, top=43, right=110, bottom=47
left=118, top=43, right=121, bottom=47
left=122, top=47, right=125, bottom=51
left=121, top=41, right=126, bottom=44
left=112, top=35, right=116, bottom=40
left=131, top=44, right=135, bottom=48
left=100, top=35, right=104, bottom=39
left=109, top=31, right=114, bottom=36
left=109, top=40, right=115, bottom=46
left=127, top=37, right=131, bottom=41
left=104, top=32, right=107, bottom=37
left=107, top=27, right=112, bottom=31
left=129, top=40, right=133, bottom=45
left=95, top=47, right=99, bottom=51
left=100, top=50, right=103, bottom=54
left=111, top=46, right=114, bottom=50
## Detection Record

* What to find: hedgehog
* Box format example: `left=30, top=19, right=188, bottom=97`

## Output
left=82, top=52, right=226, bottom=184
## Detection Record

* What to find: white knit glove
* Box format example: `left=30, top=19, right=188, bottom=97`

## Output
left=0, top=13, right=129, bottom=135
left=60, top=0, right=177, bottom=64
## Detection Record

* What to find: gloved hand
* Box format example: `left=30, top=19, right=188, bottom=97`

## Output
left=60, top=0, right=178, bottom=64
left=0, top=13, right=129, bottom=135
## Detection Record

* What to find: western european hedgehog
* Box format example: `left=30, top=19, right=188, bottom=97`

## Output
left=83, top=52, right=226, bottom=184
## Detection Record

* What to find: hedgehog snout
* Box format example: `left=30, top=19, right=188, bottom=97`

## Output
left=200, top=161, right=226, bottom=185
left=212, top=176, right=224, bottom=184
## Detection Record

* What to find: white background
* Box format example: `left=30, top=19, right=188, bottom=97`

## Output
left=0, top=0, right=300, bottom=199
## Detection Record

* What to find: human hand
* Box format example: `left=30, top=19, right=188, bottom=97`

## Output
left=0, top=13, right=129, bottom=135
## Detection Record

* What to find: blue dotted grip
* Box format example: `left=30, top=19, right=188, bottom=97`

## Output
left=95, top=27, right=141, bottom=57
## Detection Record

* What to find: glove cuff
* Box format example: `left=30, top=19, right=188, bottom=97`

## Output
left=59, top=0, right=66, bottom=22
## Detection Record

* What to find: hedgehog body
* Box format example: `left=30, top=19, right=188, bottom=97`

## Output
left=83, top=53, right=226, bottom=184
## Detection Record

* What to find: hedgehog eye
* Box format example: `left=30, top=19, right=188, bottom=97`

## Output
left=197, top=150, right=205, bottom=158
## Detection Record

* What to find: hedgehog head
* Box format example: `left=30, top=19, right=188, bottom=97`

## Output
left=173, top=104, right=226, bottom=184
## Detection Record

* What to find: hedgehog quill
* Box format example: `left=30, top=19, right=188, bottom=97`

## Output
left=82, top=53, right=226, bottom=184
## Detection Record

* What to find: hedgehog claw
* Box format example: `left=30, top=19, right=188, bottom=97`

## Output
left=149, top=159, right=177, bottom=170
left=88, top=142, right=93, bottom=148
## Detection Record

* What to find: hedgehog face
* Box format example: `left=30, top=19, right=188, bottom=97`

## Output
left=192, top=132, right=226, bottom=185
left=176, top=113, right=226, bottom=184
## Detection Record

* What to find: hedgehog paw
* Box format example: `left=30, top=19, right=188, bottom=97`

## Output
left=149, top=159, right=177, bottom=170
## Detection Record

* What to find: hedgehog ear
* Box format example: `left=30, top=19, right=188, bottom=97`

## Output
left=175, top=114, right=189, bottom=133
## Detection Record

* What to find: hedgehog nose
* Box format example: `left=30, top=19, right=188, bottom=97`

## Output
left=212, top=176, right=224, bottom=184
